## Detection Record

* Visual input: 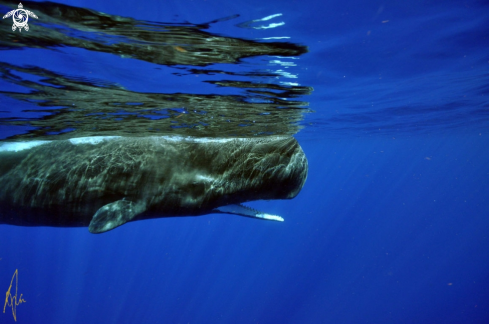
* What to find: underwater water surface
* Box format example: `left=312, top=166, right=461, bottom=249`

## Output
left=1, top=0, right=488, bottom=323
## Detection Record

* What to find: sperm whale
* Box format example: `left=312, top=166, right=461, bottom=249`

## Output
left=0, top=136, right=308, bottom=233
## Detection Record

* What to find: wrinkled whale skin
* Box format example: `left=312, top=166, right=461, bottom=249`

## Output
left=0, top=136, right=308, bottom=232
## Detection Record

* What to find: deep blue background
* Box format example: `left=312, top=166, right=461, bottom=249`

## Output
left=1, top=0, right=489, bottom=323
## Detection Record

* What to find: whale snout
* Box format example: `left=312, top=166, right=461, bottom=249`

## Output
left=271, top=141, right=308, bottom=199
left=283, top=147, right=308, bottom=198
left=245, top=137, right=308, bottom=201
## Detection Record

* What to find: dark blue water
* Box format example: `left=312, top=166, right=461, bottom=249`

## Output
left=1, top=0, right=488, bottom=323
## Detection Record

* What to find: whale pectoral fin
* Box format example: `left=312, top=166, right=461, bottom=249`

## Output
left=213, top=204, right=284, bottom=222
left=89, top=200, right=144, bottom=234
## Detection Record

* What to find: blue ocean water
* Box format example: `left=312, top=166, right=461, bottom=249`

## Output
left=0, top=0, right=488, bottom=323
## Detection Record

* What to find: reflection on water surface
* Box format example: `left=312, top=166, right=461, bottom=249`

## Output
left=0, top=0, right=312, bottom=140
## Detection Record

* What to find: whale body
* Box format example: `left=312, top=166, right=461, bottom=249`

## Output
left=0, top=136, right=308, bottom=233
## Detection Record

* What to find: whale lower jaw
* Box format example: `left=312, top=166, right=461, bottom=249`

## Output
left=213, top=204, right=284, bottom=222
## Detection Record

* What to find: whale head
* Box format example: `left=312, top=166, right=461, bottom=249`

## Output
left=205, top=136, right=308, bottom=207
